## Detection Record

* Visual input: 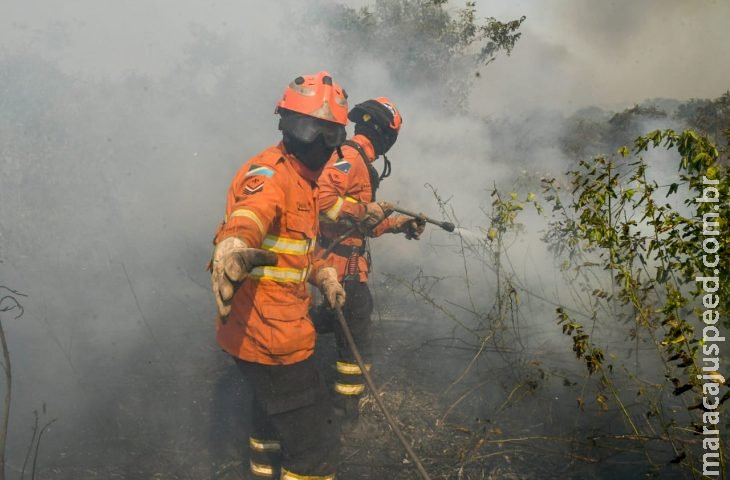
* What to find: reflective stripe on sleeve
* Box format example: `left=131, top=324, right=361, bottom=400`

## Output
left=335, top=382, right=365, bottom=395
left=281, top=468, right=335, bottom=480
left=228, top=208, right=265, bottom=235
left=324, top=197, right=345, bottom=221
left=249, top=437, right=281, bottom=452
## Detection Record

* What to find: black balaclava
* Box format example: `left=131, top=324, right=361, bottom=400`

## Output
left=354, top=123, right=397, bottom=157
left=282, top=132, right=335, bottom=172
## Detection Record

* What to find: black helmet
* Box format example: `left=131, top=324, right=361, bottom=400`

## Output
left=348, top=97, right=402, bottom=155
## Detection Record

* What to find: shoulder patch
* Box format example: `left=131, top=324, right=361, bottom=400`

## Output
left=333, top=158, right=351, bottom=174
left=243, top=176, right=265, bottom=194
left=246, top=164, right=275, bottom=178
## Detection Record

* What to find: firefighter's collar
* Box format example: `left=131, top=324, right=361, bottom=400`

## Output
left=351, top=134, right=377, bottom=162
left=278, top=142, right=322, bottom=183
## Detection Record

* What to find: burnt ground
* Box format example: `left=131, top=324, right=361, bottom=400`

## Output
left=14, top=279, right=725, bottom=480
left=324, top=298, right=699, bottom=480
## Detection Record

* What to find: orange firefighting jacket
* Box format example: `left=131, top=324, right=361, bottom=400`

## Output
left=317, top=134, right=399, bottom=282
left=213, top=143, right=326, bottom=365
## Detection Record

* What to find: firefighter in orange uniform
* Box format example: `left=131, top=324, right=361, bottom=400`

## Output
left=314, top=97, right=425, bottom=426
left=210, top=71, right=348, bottom=479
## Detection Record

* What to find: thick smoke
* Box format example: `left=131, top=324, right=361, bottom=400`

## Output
left=1, top=1, right=727, bottom=477
left=473, top=0, right=730, bottom=113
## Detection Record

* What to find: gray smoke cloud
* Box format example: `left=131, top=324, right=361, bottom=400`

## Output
left=473, top=0, right=730, bottom=113
left=1, top=0, right=727, bottom=477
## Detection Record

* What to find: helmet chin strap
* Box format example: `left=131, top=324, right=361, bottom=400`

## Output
left=379, top=154, right=392, bottom=181
left=336, top=146, right=344, bottom=159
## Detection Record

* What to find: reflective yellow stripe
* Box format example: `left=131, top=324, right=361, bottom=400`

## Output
left=261, top=235, right=313, bottom=255
left=249, top=437, right=281, bottom=452
left=336, top=361, right=371, bottom=375
left=250, top=460, right=274, bottom=477
left=335, top=382, right=365, bottom=395
left=281, top=468, right=335, bottom=480
left=324, top=197, right=345, bottom=221
left=344, top=196, right=358, bottom=203
left=229, top=209, right=265, bottom=235
left=250, top=266, right=309, bottom=283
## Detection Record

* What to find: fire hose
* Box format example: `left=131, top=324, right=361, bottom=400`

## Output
left=320, top=203, right=455, bottom=259
left=319, top=202, right=455, bottom=478
left=379, top=202, right=456, bottom=233
left=334, top=305, right=432, bottom=480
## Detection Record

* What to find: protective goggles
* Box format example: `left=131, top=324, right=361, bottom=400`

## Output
left=279, top=114, right=346, bottom=148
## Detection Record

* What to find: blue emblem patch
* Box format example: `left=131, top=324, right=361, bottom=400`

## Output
left=334, top=159, right=351, bottom=174
left=246, top=165, right=275, bottom=178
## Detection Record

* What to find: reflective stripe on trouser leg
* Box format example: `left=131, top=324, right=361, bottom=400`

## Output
left=250, top=394, right=281, bottom=478
left=334, top=361, right=370, bottom=396
left=281, top=468, right=335, bottom=480
left=250, top=459, right=275, bottom=478
left=334, top=381, right=365, bottom=396
left=235, top=357, right=340, bottom=476
left=334, top=281, right=374, bottom=400
left=249, top=436, right=281, bottom=477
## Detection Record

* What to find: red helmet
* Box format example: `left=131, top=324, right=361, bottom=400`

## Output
left=276, top=71, right=348, bottom=147
left=374, top=96, right=402, bottom=133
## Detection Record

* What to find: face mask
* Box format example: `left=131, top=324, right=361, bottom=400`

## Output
left=354, top=123, right=397, bottom=156
left=283, top=133, right=335, bottom=171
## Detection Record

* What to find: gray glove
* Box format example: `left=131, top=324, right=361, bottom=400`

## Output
left=211, top=237, right=278, bottom=318
left=315, top=267, right=346, bottom=309
left=359, top=202, right=387, bottom=229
